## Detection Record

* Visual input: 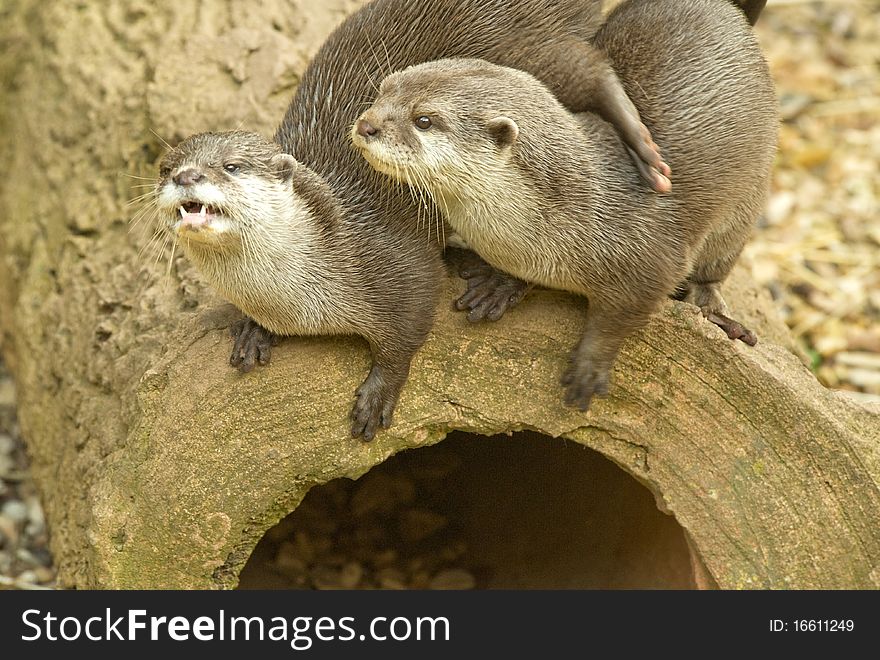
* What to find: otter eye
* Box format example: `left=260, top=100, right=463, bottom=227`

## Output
left=159, top=166, right=171, bottom=178
left=224, top=163, right=241, bottom=174
left=414, top=116, right=432, bottom=131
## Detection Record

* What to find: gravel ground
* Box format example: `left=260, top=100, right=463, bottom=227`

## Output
left=0, top=360, right=55, bottom=590
left=749, top=0, right=880, bottom=400
left=238, top=442, right=479, bottom=590
left=1, top=1, right=876, bottom=589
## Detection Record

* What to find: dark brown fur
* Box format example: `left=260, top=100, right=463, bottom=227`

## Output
left=156, top=0, right=661, bottom=440
left=355, top=0, right=779, bottom=410
left=732, top=0, right=767, bottom=25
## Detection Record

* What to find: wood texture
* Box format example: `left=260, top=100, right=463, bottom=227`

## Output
left=0, top=0, right=877, bottom=589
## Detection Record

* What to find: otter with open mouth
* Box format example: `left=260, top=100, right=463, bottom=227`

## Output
left=154, top=0, right=672, bottom=440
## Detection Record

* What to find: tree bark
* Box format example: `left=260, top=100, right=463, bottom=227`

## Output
left=1, top=0, right=877, bottom=589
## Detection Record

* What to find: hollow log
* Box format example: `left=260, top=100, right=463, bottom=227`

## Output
left=0, top=0, right=877, bottom=589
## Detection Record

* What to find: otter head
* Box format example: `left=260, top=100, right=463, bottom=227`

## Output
left=350, top=59, right=524, bottom=193
left=156, top=131, right=299, bottom=249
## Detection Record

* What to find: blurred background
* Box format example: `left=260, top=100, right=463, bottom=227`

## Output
left=748, top=0, right=879, bottom=402
left=1, top=0, right=878, bottom=589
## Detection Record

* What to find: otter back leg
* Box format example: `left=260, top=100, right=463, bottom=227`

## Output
left=536, top=39, right=671, bottom=193
left=689, top=276, right=758, bottom=346
left=561, top=301, right=655, bottom=411
left=687, top=214, right=758, bottom=346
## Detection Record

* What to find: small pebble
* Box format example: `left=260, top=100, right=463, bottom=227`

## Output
left=337, top=562, right=364, bottom=589
left=371, top=549, right=398, bottom=568
left=16, top=546, right=40, bottom=565
left=0, top=433, right=15, bottom=454
left=0, top=516, right=18, bottom=546
left=33, top=566, right=55, bottom=583
left=274, top=544, right=308, bottom=575
left=1, top=500, right=28, bottom=523
left=429, top=569, right=476, bottom=590
left=16, top=569, right=37, bottom=584
left=399, top=509, right=448, bottom=544
left=311, top=562, right=363, bottom=590
left=26, top=498, right=46, bottom=533
left=0, top=380, right=15, bottom=407
left=376, top=567, right=407, bottom=590
left=351, top=473, right=397, bottom=516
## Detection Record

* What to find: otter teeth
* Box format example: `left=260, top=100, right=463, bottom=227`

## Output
left=177, top=203, right=218, bottom=218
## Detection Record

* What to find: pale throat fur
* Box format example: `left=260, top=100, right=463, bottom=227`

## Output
left=162, top=168, right=357, bottom=337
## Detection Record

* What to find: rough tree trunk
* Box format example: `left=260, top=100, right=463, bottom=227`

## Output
left=1, top=1, right=877, bottom=589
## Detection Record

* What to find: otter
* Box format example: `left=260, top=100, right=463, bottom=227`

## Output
left=155, top=0, right=671, bottom=440
left=352, top=0, right=778, bottom=410
left=451, top=1, right=771, bottom=323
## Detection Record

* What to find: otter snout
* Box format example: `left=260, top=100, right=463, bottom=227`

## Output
left=173, top=168, right=205, bottom=186
left=356, top=118, right=379, bottom=138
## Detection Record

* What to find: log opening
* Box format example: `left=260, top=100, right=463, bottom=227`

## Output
left=238, top=431, right=696, bottom=589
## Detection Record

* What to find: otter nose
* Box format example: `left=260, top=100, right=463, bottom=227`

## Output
left=173, top=168, right=205, bottom=186
left=356, top=119, right=379, bottom=138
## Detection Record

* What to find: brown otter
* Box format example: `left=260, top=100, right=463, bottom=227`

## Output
left=452, top=0, right=771, bottom=322
left=352, top=0, right=778, bottom=410
left=155, top=0, right=671, bottom=440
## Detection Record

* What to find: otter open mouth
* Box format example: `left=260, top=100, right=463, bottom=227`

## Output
left=177, top=201, right=222, bottom=231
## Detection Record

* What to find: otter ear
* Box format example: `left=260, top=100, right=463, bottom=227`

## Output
left=486, top=116, right=519, bottom=149
left=270, top=153, right=298, bottom=183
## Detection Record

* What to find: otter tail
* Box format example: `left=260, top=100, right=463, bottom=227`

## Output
left=730, top=0, right=767, bottom=25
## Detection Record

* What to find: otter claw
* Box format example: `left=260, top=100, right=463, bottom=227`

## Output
left=625, top=144, right=672, bottom=194
left=456, top=270, right=530, bottom=322
left=561, top=357, right=610, bottom=412
left=230, top=318, right=278, bottom=372
left=350, top=384, right=395, bottom=442
left=705, top=312, right=758, bottom=346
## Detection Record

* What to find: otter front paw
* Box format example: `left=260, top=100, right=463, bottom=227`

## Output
left=350, top=382, right=396, bottom=442
left=229, top=318, right=278, bottom=372
left=456, top=264, right=530, bottom=322
left=560, top=356, right=611, bottom=412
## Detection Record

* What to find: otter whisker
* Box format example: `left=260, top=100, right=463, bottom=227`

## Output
left=128, top=196, right=155, bottom=220
left=136, top=223, right=162, bottom=260
left=412, top=167, right=439, bottom=243
left=165, top=237, right=178, bottom=285
left=378, top=38, right=394, bottom=79
left=139, top=223, right=168, bottom=268
left=357, top=58, right=381, bottom=94
left=241, top=222, right=257, bottom=277
left=403, top=167, right=421, bottom=233
left=149, top=128, right=173, bottom=152
left=119, top=172, right=158, bottom=181
left=363, top=31, right=390, bottom=81
left=128, top=200, right=160, bottom=234
left=126, top=191, right=158, bottom=206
